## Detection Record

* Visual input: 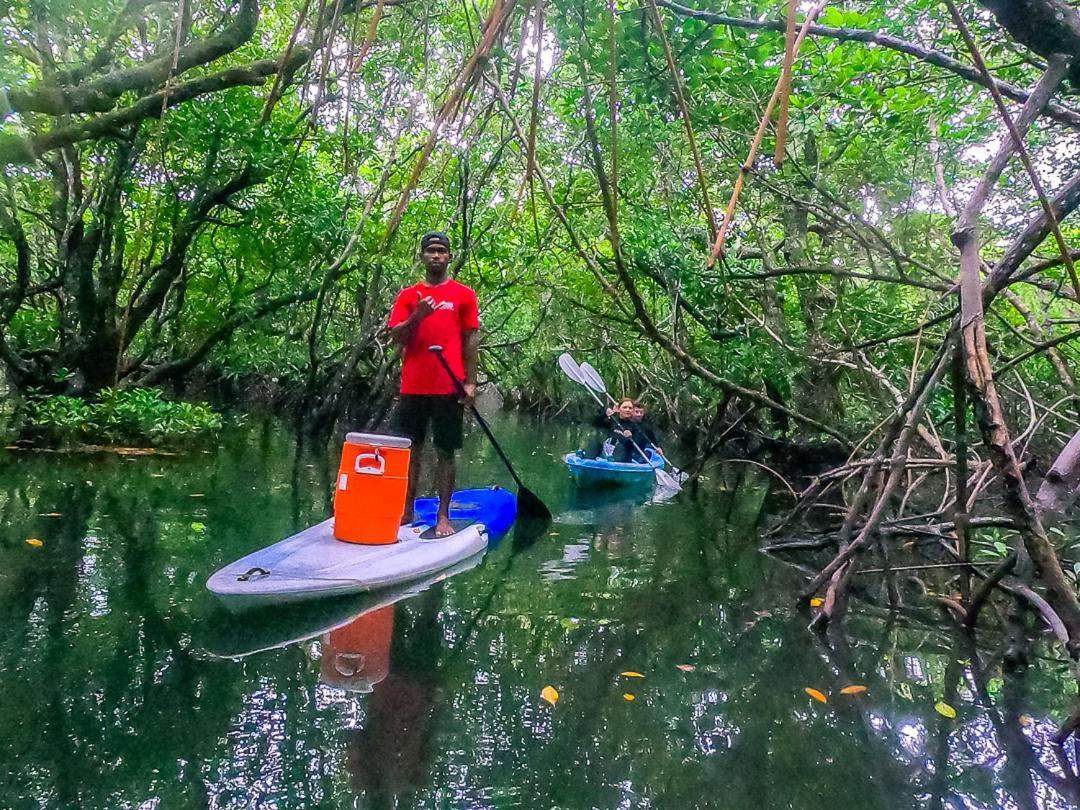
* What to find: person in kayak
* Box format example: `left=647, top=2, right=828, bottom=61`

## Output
left=388, top=231, right=480, bottom=537
left=630, top=400, right=663, bottom=460
left=583, top=397, right=639, bottom=462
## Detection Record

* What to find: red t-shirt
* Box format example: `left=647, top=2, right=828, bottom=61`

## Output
left=388, top=279, right=480, bottom=395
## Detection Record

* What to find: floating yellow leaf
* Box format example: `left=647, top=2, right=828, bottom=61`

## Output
left=810, top=597, right=824, bottom=608
left=840, top=685, right=868, bottom=695
left=25, top=538, right=43, bottom=547
left=804, top=687, right=828, bottom=704
left=621, top=671, right=644, bottom=678
left=676, top=664, right=696, bottom=672
left=935, top=701, right=957, bottom=719
left=1019, top=714, right=1034, bottom=728
left=540, top=686, right=559, bottom=705
left=623, top=693, right=635, bottom=701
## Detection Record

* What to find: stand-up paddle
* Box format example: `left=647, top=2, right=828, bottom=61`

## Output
left=429, top=345, right=551, bottom=521
left=557, top=353, right=683, bottom=492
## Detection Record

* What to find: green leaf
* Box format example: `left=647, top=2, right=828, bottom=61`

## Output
left=822, top=7, right=846, bottom=26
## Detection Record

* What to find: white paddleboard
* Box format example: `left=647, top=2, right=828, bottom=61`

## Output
left=202, top=551, right=485, bottom=654
left=207, top=519, right=487, bottom=610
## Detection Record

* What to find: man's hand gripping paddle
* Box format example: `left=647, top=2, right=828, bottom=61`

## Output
left=429, top=345, right=552, bottom=521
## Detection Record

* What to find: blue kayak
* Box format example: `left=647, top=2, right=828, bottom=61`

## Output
left=563, top=449, right=664, bottom=485
left=414, top=486, right=517, bottom=537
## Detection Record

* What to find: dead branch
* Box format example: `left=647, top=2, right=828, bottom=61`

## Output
left=707, top=0, right=829, bottom=266
left=643, top=0, right=718, bottom=242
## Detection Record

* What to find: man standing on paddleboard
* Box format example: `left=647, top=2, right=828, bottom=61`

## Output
left=388, top=231, right=480, bottom=537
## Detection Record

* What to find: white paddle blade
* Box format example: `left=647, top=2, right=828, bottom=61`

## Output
left=655, top=467, right=683, bottom=493
left=557, top=352, right=583, bottom=383
left=578, top=362, right=608, bottom=395
left=559, top=352, right=609, bottom=408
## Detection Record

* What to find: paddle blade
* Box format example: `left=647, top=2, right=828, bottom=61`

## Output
left=517, top=486, right=552, bottom=522
left=655, top=452, right=689, bottom=484
left=578, top=362, right=608, bottom=395
left=512, top=513, right=551, bottom=551
left=558, top=352, right=583, bottom=383
left=655, top=467, right=683, bottom=494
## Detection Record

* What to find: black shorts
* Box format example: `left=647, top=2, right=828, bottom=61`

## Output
left=392, top=394, right=464, bottom=453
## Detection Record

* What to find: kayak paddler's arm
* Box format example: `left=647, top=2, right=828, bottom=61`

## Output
left=591, top=407, right=614, bottom=429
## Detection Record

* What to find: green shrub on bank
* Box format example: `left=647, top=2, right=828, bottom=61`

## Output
left=26, top=388, right=224, bottom=447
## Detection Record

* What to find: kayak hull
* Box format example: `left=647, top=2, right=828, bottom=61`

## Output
left=207, top=487, right=515, bottom=610
left=563, top=449, right=664, bottom=486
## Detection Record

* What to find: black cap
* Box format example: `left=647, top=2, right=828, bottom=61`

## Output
left=420, top=231, right=451, bottom=251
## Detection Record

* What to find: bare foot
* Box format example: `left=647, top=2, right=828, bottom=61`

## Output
left=434, top=516, right=455, bottom=537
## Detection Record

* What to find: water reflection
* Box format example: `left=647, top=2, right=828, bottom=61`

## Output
left=555, top=480, right=653, bottom=529
left=0, top=417, right=1079, bottom=808
left=341, top=588, right=445, bottom=806
left=540, top=484, right=651, bottom=579
left=323, top=605, right=394, bottom=693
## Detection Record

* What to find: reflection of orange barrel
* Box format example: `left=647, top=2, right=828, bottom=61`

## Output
left=334, top=432, right=412, bottom=544
left=321, top=605, right=394, bottom=692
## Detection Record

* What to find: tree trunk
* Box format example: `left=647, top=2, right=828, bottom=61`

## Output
left=951, top=57, right=1080, bottom=655
left=788, top=137, right=843, bottom=420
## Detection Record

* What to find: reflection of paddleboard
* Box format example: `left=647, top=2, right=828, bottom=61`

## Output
left=206, top=488, right=514, bottom=610
left=201, top=553, right=483, bottom=658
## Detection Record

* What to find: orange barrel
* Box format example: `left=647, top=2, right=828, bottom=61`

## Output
left=320, top=605, right=394, bottom=692
left=333, top=432, right=412, bottom=544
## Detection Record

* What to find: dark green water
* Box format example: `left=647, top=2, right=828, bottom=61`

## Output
left=0, top=414, right=1077, bottom=809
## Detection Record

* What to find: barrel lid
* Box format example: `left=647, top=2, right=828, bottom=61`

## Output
left=344, top=432, right=412, bottom=449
